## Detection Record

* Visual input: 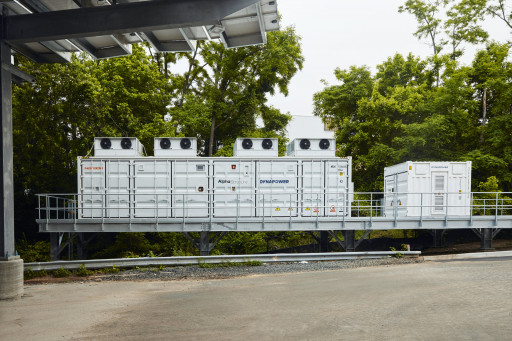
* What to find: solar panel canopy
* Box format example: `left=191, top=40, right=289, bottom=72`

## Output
left=1, top=0, right=280, bottom=63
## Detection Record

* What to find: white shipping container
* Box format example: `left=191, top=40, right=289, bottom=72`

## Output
left=213, top=160, right=255, bottom=217
left=256, top=160, right=298, bottom=217
left=173, top=160, right=210, bottom=218
left=78, top=153, right=354, bottom=219
left=105, top=160, right=132, bottom=218
left=301, top=160, right=324, bottom=216
left=79, top=159, right=106, bottom=218
left=133, top=160, right=172, bottom=218
left=325, top=160, right=352, bottom=216
left=384, top=161, right=472, bottom=217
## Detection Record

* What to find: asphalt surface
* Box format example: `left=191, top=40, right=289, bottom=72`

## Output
left=1, top=258, right=512, bottom=340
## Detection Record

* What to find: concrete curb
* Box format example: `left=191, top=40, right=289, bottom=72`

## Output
left=424, top=250, right=512, bottom=261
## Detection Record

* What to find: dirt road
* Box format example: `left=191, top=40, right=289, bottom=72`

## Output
left=1, top=258, right=511, bottom=340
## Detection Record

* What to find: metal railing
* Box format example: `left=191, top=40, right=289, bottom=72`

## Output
left=36, top=191, right=512, bottom=221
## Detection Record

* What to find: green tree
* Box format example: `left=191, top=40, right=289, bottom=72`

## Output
left=444, top=0, right=489, bottom=59
left=169, top=27, right=304, bottom=156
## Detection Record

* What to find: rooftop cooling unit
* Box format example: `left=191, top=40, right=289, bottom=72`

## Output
left=154, top=137, right=197, bottom=157
left=94, top=137, right=144, bottom=157
left=286, top=138, right=336, bottom=157
left=233, top=138, right=278, bottom=157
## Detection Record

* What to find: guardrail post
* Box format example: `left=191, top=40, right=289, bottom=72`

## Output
left=495, top=192, right=499, bottom=226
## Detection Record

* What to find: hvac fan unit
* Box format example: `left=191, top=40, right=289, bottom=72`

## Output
left=233, top=138, right=278, bottom=157
left=94, top=137, right=144, bottom=157
left=154, top=137, right=197, bottom=157
left=286, top=138, right=335, bottom=157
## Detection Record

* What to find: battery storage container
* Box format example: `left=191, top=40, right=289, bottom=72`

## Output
left=384, top=161, right=472, bottom=217
left=78, top=137, right=353, bottom=219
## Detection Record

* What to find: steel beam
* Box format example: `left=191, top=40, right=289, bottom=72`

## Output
left=4, top=0, right=259, bottom=43
left=37, top=215, right=512, bottom=233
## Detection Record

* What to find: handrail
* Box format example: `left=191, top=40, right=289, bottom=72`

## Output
left=36, top=192, right=512, bottom=221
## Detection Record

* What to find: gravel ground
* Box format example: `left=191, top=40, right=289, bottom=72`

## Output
left=95, top=257, right=423, bottom=282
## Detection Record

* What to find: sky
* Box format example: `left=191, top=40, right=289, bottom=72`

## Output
left=267, top=0, right=510, bottom=117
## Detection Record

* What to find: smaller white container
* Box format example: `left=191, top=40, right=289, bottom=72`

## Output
left=384, top=161, right=472, bottom=217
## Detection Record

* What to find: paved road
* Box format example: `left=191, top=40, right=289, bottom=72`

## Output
left=1, top=259, right=512, bottom=340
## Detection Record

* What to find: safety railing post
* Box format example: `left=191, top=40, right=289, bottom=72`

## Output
left=369, top=192, right=373, bottom=227
left=236, top=193, right=239, bottom=230
left=495, top=192, right=499, bottom=226
left=182, top=194, right=185, bottom=231
left=444, top=192, right=448, bottom=227
left=262, top=193, right=265, bottom=230
left=289, top=193, right=292, bottom=229
left=419, top=193, right=423, bottom=227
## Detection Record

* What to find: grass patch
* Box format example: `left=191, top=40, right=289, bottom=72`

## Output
left=98, top=265, right=121, bottom=274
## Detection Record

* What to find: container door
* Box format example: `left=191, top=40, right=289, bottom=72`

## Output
left=301, top=160, right=323, bottom=216
left=105, top=160, right=132, bottom=218
left=384, top=174, right=396, bottom=217
left=134, top=160, right=172, bottom=218
left=257, top=160, right=298, bottom=217
left=173, top=160, right=209, bottom=218
left=80, top=160, right=105, bottom=218
left=325, top=160, right=350, bottom=216
left=213, top=161, right=255, bottom=217
left=432, top=172, right=447, bottom=215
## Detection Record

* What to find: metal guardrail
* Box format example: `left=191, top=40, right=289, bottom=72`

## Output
left=35, top=192, right=512, bottom=232
left=24, top=251, right=422, bottom=271
left=36, top=191, right=512, bottom=220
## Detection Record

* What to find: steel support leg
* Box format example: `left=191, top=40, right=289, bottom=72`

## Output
left=319, top=231, right=329, bottom=252
left=432, top=229, right=445, bottom=248
left=199, top=231, right=210, bottom=256
left=342, top=230, right=355, bottom=252
left=77, top=233, right=85, bottom=260
left=50, top=233, right=61, bottom=261
left=480, top=228, right=494, bottom=251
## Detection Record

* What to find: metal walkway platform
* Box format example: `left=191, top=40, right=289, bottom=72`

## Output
left=36, top=192, right=512, bottom=233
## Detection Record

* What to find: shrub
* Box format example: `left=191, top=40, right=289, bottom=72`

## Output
left=24, top=267, right=48, bottom=280
left=53, top=268, right=72, bottom=278
left=75, top=264, right=93, bottom=277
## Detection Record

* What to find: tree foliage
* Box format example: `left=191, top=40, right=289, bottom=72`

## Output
left=314, top=42, right=512, bottom=192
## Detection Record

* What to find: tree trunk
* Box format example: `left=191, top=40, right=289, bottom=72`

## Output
left=208, top=113, right=216, bottom=156
left=480, top=88, right=487, bottom=144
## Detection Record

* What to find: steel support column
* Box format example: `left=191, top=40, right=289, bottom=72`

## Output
left=0, top=37, right=14, bottom=260
left=50, top=233, right=61, bottom=261
left=342, top=230, right=355, bottom=252
left=199, top=231, right=210, bottom=256
left=0, top=31, right=23, bottom=299
left=431, top=229, right=445, bottom=248
left=319, top=231, right=329, bottom=252
left=480, top=228, right=494, bottom=250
